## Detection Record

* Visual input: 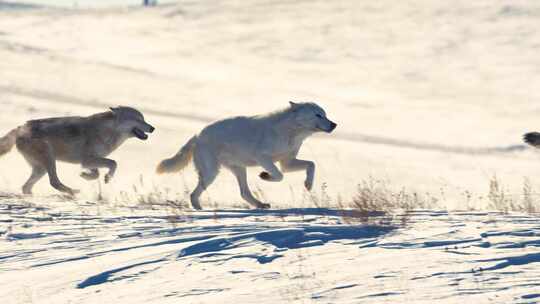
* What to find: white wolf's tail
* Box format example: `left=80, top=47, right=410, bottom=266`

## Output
left=0, top=128, right=18, bottom=157
left=156, top=136, right=198, bottom=174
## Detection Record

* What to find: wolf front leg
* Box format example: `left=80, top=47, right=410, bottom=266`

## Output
left=257, top=157, right=284, bottom=182
left=280, top=158, right=315, bottom=191
left=81, top=157, right=117, bottom=183
left=80, top=168, right=99, bottom=180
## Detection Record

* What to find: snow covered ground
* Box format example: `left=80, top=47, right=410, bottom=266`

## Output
left=1, top=0, right=540, bottom=303
left=1, top=198, right=540, bottom=303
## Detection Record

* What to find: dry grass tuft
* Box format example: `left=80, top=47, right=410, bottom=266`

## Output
left=304, top=182, right=332, bottom=208
left=487, top=175, right=539, bottom=214
left=342, top=177, right=440, bottom=225
left=487, top=175, right=514, bottom=212
left=83, top=173, right=540, bottom=221
left=522, top=177, right=537, bottom=214
left=120, top=175, right=189, bottom=209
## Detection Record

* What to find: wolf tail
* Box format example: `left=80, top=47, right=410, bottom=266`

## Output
left=0, top=128, right=18, bottom=157
left=524, top=132, right=540, bottom=148
left=156, top=135, right=198, bottom=174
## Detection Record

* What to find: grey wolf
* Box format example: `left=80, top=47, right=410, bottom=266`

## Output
left=0, top=106, right=154, bottom=195
left=156, top=101, right=337, bottom=209
left=524, top=132, right=540, bottom=148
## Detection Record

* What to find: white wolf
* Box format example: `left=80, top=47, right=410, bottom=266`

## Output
left=156, top=102, right=337, bottom=209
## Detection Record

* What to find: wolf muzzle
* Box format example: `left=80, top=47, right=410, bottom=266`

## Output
left=322, top=120, right=337, bottom=133
left=328, top=121, right=337, bottom=132
left=133, top=122, right=155, bottom=140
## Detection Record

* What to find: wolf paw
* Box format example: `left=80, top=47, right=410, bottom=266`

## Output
left=66, top=188, right=80, bottom=197
left=304, top=180, right=313, bottom=191
left=80, top=169, right=99, bottom=180
left=256, top=202, right=271, bottom=209
left=259, top=172, right=271, bottom=181
left=104, top=173, right=114, bottom=184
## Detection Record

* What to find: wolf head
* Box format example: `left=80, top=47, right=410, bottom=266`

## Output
left=288, top=101, right=337, bottom=133
left=110, top=106, right=155, bottom=140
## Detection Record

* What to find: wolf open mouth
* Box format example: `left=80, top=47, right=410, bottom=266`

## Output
left=316, top=122, right=337, bottom=133
left=132, top=127, right=148, bottom=140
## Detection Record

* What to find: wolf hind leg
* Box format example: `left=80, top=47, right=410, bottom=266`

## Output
left=22, top=166, right=46, bottom=194
left=228, top=165, right=270, bottom=209
left=190, top=143, right=219, bottom=210
left=17, top=138, right=78, bottom=196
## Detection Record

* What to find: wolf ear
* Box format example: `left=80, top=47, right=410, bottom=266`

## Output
left=109, top=107, right=120, bottom=117
left=289, top=101, right=299, bottom=108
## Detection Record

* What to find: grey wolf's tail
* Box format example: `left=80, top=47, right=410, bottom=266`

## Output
left=156, top=136, right=197, bottom=174
left=0, top=128, right=18, bottom=157
left=524, top=132, right=540, bottom=148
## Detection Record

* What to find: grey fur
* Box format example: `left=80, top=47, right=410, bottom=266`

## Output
left=0, top=106, right=154, bottom=195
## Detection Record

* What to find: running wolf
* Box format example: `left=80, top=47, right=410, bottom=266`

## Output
left=0, top=106, right=154, bottom=195
left=156, top=102, right=337, bottom=209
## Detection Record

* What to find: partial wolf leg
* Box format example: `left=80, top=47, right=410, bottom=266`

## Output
left=43, top=148, right=79, bottom=196
left=17, top=138, right=78, bottom=196
left=80, top=169, right=99, bottom=181
left=280, top=159, right=315, bottom=191
left=22, top=166, right=46, bottom=194
left=228, top=165, right=270, bottom=209
left=257, top=157, right=284, bottom=182
left=81, top=157, right=116, bottom=183
left=191, top=143, right=219, bottom=210
left=18, top=138, right=47, bottom=194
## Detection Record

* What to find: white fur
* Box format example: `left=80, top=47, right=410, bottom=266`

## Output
left=157, top=102, right=337, bottom=209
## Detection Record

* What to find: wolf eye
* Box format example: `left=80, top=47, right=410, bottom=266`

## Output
left=315, top=114, right=323, bottom=119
